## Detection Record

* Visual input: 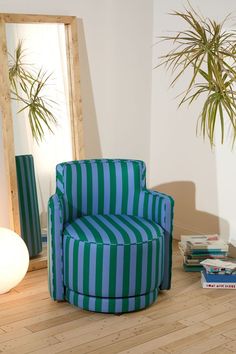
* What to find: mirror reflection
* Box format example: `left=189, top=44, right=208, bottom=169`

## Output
left=6, top=23, right=74, bottom=263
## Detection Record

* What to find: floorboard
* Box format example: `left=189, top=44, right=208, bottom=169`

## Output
left=0, top=241, right=235, bottom=354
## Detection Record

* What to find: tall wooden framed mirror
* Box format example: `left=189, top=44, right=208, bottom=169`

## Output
left=0, top=13, right=85, bottom=270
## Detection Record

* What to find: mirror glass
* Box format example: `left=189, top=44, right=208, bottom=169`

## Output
left=6, top=23, right=73, bottom=263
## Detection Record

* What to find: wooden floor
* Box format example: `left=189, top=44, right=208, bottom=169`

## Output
left=0, top=241, right=236, bottom=354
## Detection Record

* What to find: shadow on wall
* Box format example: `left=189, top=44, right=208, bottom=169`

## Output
left=77, top=19, right=102, bottom=158
left=152, top=181, right=229, bottom=241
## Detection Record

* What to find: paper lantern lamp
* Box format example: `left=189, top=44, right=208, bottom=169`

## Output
left=0, top=228, right=29, bottom=294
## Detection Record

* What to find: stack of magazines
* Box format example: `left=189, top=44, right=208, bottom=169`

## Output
left=200, top=259, right=236, bottom=289
left=178, top=235, right=229, bottom=272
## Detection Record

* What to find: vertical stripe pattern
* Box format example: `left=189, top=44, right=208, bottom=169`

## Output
left=48, top=159, right=174, bottom=312
left=56, top=159, right=145, bottom=222
left=65, top=287, right=158, bottom=314
left=137, top=190, right=174, bottom=289
left=63, top=214, right=164, bottom=298
left=15, top=155, right=42, bottom=257
left=48, top=194, right=64, bottom=300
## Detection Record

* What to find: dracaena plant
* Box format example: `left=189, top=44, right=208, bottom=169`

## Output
left=8, top=40, right=57, bottom=143
left=158, top=4, right=236, bottom=146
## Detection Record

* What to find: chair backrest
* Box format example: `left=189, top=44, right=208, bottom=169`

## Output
left=56, top=159, right=146, bottom=221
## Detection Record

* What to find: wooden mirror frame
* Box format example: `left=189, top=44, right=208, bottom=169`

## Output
left=0, top=13, right=85, bottom=267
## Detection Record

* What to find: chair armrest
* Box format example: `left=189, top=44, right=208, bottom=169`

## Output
left=139, top=189, right=174, bottom=235
left=138, top=189, right=174, bottom=290
left=48, top=193, right=65, bottom=300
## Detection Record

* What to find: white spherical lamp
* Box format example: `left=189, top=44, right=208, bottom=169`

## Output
left=0, top=228, right=29, bottom=294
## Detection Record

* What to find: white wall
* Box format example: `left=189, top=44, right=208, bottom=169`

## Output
left=0, top=0, right=153, bottom=227
left=1, top=0, right=235, bottom=242
left=150, top=0, right=236, bottom=241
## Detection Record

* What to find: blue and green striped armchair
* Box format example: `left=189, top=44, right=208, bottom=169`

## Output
left=48, top=159, right=174, bottom=313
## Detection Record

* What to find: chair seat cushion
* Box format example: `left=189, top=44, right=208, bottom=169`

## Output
left=63, top=214, right=164, bottom=298
left=64, top=214, right=164, bottom=245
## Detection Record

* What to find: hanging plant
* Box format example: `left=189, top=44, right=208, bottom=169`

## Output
left=157, top=3, right=236, bottom=146
left=8, top=40, right=57, bottom=143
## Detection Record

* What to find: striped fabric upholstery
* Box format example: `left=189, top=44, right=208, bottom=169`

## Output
left=16, top=155, right=42, bottom=258
left=56, top=159, right=146, bottom=222
left=48, top=159, right=174, bottom=313
left=63, top=215, right=164, bottom=298
left=64, top=214, right=163, bottom=245
left=137, top=190, right=174, bottom=289
left=65, top=287, right=158, bottom=313
left=48, top=194, right=64, bottom=300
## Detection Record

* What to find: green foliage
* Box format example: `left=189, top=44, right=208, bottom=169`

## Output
left=158, top=4, right=236, bottom=146
left=8, top=40, right=57, bottom=143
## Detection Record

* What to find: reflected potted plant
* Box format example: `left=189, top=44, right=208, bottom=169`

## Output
left=8, top=41, right=58, bottom=258
left=8, top=41, right=57, bottom=143
left=158, top=3, right=236, bottom=146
